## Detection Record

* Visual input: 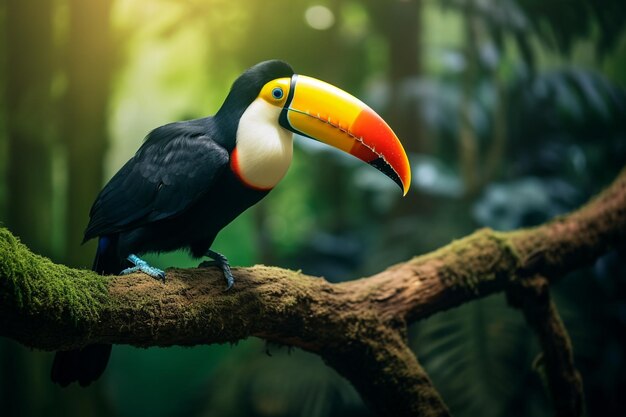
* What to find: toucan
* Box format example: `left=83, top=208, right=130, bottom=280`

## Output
left=50, top=60, right=411, bottom=387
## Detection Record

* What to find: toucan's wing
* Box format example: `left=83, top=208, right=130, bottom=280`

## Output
left=84, top=120, right=229, bottom=241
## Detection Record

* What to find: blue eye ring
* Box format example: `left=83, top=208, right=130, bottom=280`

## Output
left=271, top=87, right=284, bottom=100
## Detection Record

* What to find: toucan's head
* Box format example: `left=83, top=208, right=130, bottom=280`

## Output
left=217, top=60, right=411, bottom=195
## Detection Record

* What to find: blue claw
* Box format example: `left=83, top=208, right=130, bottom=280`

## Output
left=200, top=250, right=234, bottom=290
left=121, top=254, right=166, bottom=281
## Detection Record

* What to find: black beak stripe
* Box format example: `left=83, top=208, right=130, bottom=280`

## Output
left=278, top=74, right=298, bottom=132
left=369, top=157, right=404, bottom=191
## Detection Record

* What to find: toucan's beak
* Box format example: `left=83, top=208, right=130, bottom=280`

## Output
left=279, top=74, right=411, bottom=196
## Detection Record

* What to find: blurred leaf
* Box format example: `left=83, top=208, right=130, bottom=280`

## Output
left=473, top=177, right=580, bottom=230
left=411, top=154, right=464, bottom=198
left=519, top=0, right=626, bottom=54
left=412, top=295, right=548, bottom=417
left=196, top=342, right=368, bottom=417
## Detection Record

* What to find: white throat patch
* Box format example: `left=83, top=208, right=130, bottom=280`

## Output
left=232, top=98, right=293, bottom=190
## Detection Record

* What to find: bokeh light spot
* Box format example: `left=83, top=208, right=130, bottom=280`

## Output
left=305, top=5, right=335, bottom=30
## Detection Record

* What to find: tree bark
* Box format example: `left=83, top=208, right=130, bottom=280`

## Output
left=1, top=168, right=625, bottom=415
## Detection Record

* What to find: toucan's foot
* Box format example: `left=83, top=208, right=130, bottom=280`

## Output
left=199, top=250, right=234, bottom=290
left=121, top=254, right=166, bottom=281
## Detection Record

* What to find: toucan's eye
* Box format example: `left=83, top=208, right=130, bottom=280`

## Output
left=260, top=79, right=290, bottom=105
left=271, top=87, right=284, bottom=100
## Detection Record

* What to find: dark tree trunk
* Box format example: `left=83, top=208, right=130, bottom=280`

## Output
left=3, top=1, right=55, bottom=416
left=5, top=0, right=55, bottom=257
left=366, top=0, right=424, bottom=152
left=63, top=0, right=114, bottom=268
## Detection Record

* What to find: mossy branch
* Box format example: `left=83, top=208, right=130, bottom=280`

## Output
left=1, top=168, right=625, bottom=416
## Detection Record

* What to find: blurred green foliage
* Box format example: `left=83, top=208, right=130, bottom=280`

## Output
left=1, top=0, right=625, bottom=416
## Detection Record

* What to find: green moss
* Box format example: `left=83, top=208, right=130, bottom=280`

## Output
left=409, top=228, right=525, bottom=295
left=489, top=230, right=523, bottom=263
left=0, top=227, right=109, bottom=326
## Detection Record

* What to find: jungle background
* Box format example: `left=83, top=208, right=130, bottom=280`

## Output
left=1, top=0, right=625, bottom=416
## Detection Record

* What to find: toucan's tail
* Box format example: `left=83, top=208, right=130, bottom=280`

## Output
left=51, top=236, right=121, bottom=387
left=91, top=235, right=126, bottom=275
left=50, top=344, right=112, bottom=387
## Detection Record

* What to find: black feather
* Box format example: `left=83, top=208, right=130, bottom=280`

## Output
left=84, top=124, right=230, bottom=242
left=51, top=344, right=112, bottom=387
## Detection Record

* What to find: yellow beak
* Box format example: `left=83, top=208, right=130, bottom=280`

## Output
left=279, top=75, right=411, bottom=195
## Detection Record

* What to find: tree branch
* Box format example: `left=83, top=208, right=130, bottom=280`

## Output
left=1, top=167, right=625, bottom=416
left=507, top=275, right=584, bottom=417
